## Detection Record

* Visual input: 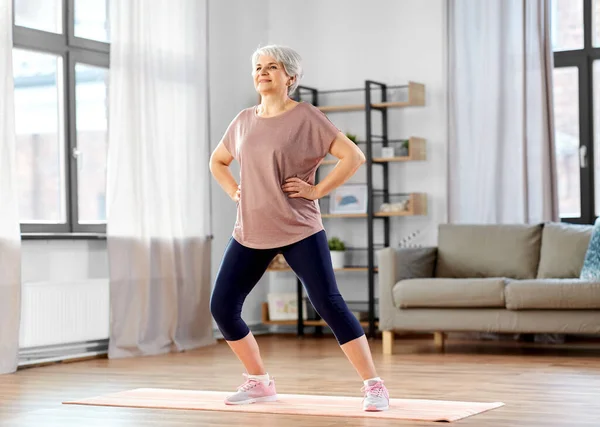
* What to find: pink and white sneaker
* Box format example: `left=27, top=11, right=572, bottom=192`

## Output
left=224, top=374, right=277, bottom=405
left=361, top=379, right=390, bottom=411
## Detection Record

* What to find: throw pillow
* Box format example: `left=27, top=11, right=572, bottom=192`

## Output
left=580, top=218, right=600, bottom=280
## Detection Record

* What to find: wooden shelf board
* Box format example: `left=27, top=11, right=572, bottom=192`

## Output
left=318, top=102, right=421, bottom=112
left=267, top=267, right=377, bottom=273
left=322, top=156, right=417, bottom=165
left=374, top=211, right=418, bottom=217
left=318, top=104, right=365, bottom=112
left=261, top=302, right=377, bottom=328
left=322, top=211, right=424, bottom=218
left=321, top=213, right=368, bottom=218
left=263, top=319, right=297, bottom=326
left=264, top=319, right=378, bottom=328
left=372, top=156, right=411, bottom=163
left=372, top=101, right=411, bottom=108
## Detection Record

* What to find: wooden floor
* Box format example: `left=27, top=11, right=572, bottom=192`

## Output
left=2, top=334, right=600, bottom=426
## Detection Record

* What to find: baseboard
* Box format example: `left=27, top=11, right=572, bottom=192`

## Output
left=17, top=323, right=275, bottom=368
left=18, top=339, right=110, bottom=367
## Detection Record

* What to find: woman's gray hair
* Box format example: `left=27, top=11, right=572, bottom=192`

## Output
left=252, top=45, right=304, bottom=96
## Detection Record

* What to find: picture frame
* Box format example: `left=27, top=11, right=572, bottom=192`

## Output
left=329, top=184, right=368, bottom=214
left=267, top=293, right=307, bottom=321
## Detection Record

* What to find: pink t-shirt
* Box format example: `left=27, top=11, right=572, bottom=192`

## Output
left=221, top=102, right=340, bottom=249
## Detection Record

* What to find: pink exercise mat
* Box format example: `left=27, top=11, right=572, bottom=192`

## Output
left=63, top=388, right=504, bottom=422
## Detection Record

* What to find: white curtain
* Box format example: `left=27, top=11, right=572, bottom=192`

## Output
left=106, top=0, right=215, bottom=358
left=0, top=0, right=22, bottom=374
left=447, top=0, right=559, bottom=223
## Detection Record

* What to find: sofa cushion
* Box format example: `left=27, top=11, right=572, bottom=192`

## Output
left=435, top=224, right=543, bottom=279
left=393, top=277, right=506, bottom=308
left=537, top=222, right=592, bottom=278
left=580, top=218, right=600, bottom=280
left=393, top=247, right=438, bottom=280
left=505, top=279, right=600, bottom=309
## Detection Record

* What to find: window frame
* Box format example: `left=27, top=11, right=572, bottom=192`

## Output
left=553, top=0, right=598, bottom=224
left=12, top=0, right=110, bottom=235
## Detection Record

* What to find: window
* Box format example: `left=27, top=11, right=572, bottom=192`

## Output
left=13, top=0, right=109, bottom=233
left=14, top=0, right=62, bottom=34
left=552, top=0, right=599, bottom=224
left=13, top=50, right=66, bottom=224
left=74, top=0, right=110, bottom=43
left=594, top=0, right=600, bottom=47
left=552, top=67, right=581, bottom=218
left=551, top=0, right=584, bottom=51
left=74, top=63, right=108, bottom=223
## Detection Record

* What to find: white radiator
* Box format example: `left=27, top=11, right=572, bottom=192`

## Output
left=19, top=278, right=110, bottom=348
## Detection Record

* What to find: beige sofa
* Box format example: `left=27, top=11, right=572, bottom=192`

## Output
left=377, top=222, right=600, bottom=354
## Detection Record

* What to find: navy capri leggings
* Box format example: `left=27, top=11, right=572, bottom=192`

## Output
left=210, top=230, right=365, bottom=345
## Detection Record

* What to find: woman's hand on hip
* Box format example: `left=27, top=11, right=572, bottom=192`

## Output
left=282, top=177, right=321, bottom=200
left=230, top=184, right=241, bottom=202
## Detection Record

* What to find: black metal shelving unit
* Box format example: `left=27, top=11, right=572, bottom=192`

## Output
left=266, top=81, right=426, bottom=339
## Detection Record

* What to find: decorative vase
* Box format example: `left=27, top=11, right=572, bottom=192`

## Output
left=330, top=250, right=345, bottom=269
left=381, top=146, right=395, bottom=158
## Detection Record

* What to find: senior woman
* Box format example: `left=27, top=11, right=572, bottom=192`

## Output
left=209, top=45, right=389, bottom=412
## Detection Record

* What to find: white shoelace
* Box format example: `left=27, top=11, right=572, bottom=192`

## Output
left=363, top=383, right=384, bottom=397
left=238, top=380, right=260, bottom=392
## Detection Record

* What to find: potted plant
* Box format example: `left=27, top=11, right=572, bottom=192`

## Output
left=345, top=132, right=358, bottom=144
left=328, top=237, right=346, bottom=269
left=398, top=139, right=409, bottom=157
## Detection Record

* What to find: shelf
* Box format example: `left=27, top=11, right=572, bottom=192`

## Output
left=377, top=192, right=427, bottom=215
left=320, top=137, right=426, bottom=165
left=261, top=302, right=378, bottom=328
left=316, top=82, right=425, bottom=112
left=304, top=319, right=379, bottom=328
left=267, top=79, right=425, bottom=340
left=321, top=213, right=368, bottom=218
left=322, top=156, right=420, bottom=165
left=374, top=137, right=426, bottom=161
left=267, top=267, right=377, bottom=273
left=319, top=104, right=366, bottom=112
left=320, top=193, right=427, bottom=217
left=320, top=212, right=420, bottom=218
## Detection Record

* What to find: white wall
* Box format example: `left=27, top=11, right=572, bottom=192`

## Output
left=265, top=0, right=448, bottom=303
left=208, top=0, right=270, bottom=327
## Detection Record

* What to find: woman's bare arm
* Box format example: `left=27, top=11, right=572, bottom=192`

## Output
left=209, top=142, right=240, bottom=202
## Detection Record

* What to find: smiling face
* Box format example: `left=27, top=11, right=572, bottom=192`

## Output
left=253, top=54, right=294, bottom=97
